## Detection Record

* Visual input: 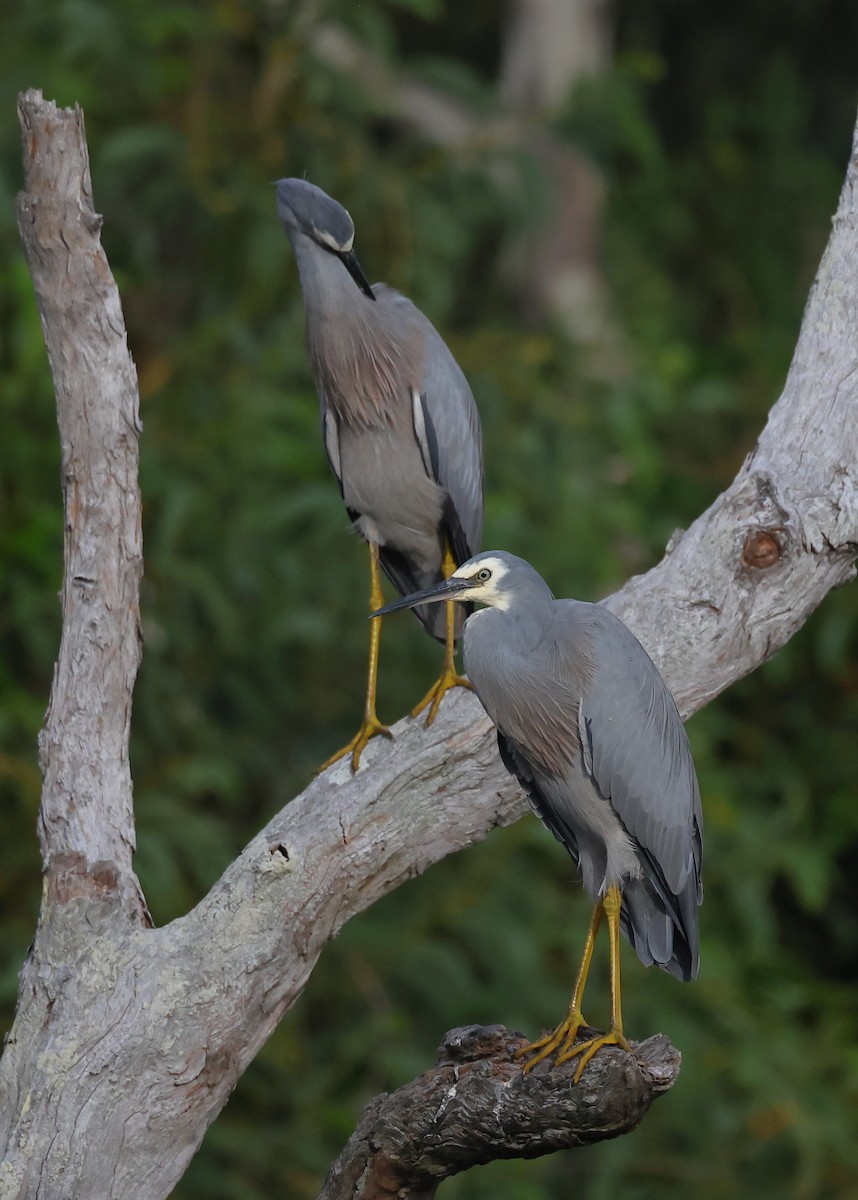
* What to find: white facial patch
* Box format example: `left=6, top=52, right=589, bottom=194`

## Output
left=313, top=225, right=354, bottom=254
left=453, top=556, right=511, bottom=609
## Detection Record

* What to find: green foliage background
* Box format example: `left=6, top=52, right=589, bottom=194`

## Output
left=2, top=1, right=858, bottom=1196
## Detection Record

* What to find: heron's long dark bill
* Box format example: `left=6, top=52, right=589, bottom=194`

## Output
left=371, top=575, right=471, bottom=618
left=342, top=250, right=376, bottom=301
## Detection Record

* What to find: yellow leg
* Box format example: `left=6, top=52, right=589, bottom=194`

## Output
left=410, top=545, right=472, bottom=726
left=556, top=884, right=632, bottom=1082
left=317, top=543, right=393, bottom=774
left=516, top=901, right=602, bottom=1071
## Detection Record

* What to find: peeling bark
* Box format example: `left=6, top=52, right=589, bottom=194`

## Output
left=320, top=1026, right=680, bottom=1200
left=1, top=90, right=856, bottom=1200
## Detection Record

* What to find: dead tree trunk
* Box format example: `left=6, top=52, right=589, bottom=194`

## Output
left=0, top=89, right=856, bottom=1199
left=498, top=0, right=617, bottom=353
left=310, top=2, right=618, bottom=353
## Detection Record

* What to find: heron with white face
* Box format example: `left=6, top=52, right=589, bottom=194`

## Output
left=375, top=551, right=703, bottom=1079
left=277, top=179, right=483, bottom=772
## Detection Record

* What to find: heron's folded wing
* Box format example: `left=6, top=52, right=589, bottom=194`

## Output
left=411, top=321, right=483, bottom=564
left=320, top=395, right=344, bottom=494
left=497, top=730, right=581, bottom=869
left=574, top=609, right=703, bottom=919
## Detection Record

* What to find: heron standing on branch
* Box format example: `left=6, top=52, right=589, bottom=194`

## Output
left=277, top=179, right=483, bottom=772
left=375, top=551, right=703, bottom=1079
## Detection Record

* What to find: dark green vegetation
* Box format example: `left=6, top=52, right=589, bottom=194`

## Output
left=2, top=2, right=857, bottom=1196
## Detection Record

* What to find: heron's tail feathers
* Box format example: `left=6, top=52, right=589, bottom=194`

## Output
left=620, top=877, right=699, bottom=982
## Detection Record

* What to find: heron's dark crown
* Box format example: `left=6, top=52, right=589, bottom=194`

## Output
left=276, top=178, right=356, bottom=253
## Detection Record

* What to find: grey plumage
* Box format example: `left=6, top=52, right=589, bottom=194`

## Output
left=276, top=178, right=482, bottom=641
left=374, top=550, right=703, bottom=982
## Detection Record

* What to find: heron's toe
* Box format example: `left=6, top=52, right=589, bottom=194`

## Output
left=411, top=669, right=472, bottom=726
left=515, top=1009, right=588, bottom=1073
left=316, top=716, right=394, bottom=775
left=556, top=1027, right=633, bottom=1083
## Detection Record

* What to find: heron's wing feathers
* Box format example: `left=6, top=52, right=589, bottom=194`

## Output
left=575, top=613, right=702, bottom=899
left=564, top=608, right=703, bottom=976
left=411, top=319, right=483, bottom=563
left=475, top=601, right=701, bottom=979
left=497, top=730, right=581, bottom=869
left=320, top=396, right=344, bottom=498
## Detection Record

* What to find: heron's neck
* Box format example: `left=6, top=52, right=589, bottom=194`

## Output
left=467, top=595, right=551, bottom=658
left=289, top=231, right=356, bottom=323
left=290, top=233, right=415, bottom=424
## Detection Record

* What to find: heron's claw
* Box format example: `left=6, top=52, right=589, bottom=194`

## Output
left=317, top=715, right=394, bottom=775
left=556, top=1026, right=632, bottom=1083
left=516, top=1011, right=630, bottom=1081
left=411, top=669, right=472, bottom=726
left=515, top=1008, right=588, bottom=1073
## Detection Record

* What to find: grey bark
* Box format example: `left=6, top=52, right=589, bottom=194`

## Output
left=0, top=88, right=856, bottom=1200
left=14, top=94, right=147, bottom=923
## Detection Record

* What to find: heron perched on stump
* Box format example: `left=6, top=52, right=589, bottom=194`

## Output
left=277, top=179, right=483, bottom=771
left=375, top=551, right=703, bottom=1079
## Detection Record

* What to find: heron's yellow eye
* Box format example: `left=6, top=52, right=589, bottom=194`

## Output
left=476, top=568, right=492, bottom=582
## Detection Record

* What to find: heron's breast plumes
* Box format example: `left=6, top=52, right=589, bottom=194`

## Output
left=309, top=288, right=426, bottom=429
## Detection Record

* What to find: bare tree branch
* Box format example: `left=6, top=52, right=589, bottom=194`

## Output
left=1, top=89, right=856, bottom=1199
left=15, top=90, right=147, bottom=920
left=320, top=1026, right=680, bottom=1200
left=603, top=142, right=858, bottom=712
left=500, top=0, right=612, bottom=110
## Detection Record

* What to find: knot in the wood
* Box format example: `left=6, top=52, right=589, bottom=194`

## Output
left=742, top=528, right=783, bottom=569
left=436, top=1024, right=514, bottom=1065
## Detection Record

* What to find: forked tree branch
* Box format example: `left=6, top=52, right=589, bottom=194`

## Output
left=1, top=89, right=856, bottom=1200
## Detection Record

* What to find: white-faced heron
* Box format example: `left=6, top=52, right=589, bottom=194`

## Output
left=374, top=550, right=703, bottom=1079
left=277, top=179, right=483, bottom=771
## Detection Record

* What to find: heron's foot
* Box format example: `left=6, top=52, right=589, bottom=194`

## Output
left=316, top=715, right=394, bottom=775
left=556, top=1025, right=632, bottom=1083
left=411, top=668, right=472, bottom=727
left=515, top=1008, right=588, bottom=1073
